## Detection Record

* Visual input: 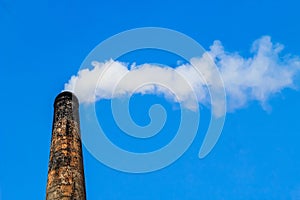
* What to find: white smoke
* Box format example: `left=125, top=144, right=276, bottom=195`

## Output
left=64, top=36, right=300, bottom=114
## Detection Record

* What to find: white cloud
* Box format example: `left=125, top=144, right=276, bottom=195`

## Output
left=64, top=36, right=300, bottom=115
left=211, top=36, right=300, bottom=111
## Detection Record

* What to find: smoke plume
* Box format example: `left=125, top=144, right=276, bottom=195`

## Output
left=64, top=36, right=300, bottom=114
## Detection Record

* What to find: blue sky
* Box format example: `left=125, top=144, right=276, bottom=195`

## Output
left=1, top=0, right=300, bottom=199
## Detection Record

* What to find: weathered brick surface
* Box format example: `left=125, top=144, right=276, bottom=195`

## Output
left=46, top=91, right=86, bottom=200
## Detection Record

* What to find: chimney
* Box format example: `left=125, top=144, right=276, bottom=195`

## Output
left=46, top=91, right=86, bottom=200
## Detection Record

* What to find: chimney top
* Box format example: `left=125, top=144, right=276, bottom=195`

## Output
left=54, top=91, right=79, bottom=107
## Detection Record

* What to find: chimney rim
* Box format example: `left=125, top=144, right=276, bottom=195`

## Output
left=54, top=91, right=79, bottom=106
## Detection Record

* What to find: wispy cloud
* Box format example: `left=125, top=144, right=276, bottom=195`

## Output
left=65, top=36, right=300, bottom=115
left=210, top=36, right=300, bottom=111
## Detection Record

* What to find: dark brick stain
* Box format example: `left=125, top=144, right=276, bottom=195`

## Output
left=46, top=91, right=86, bottom=200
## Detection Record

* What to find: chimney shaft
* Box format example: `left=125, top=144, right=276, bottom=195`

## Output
left=46, top=91, right=86, bottom=200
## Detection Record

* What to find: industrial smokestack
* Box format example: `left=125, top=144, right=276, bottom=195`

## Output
left=46, top=91, right=86, bottom=200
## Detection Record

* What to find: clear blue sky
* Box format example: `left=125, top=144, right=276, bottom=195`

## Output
left=1, top=0, right=300, bottom=199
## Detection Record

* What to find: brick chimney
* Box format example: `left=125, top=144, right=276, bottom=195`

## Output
left=46, top=91, right=86, bottom=200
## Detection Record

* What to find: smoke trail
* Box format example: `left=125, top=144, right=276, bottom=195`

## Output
left=211, top=36, right=300, bottom=111
left=64, top=36, right=300, bottom=114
